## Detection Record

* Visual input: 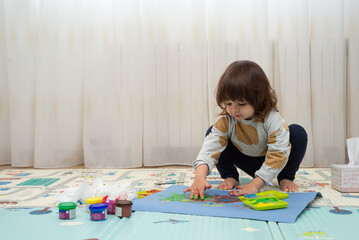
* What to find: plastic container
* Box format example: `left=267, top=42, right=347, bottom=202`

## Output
left=115, top=200, right=133, bottom=218
left=107, top=199, right=115, bottom=215
left=89, top=203, right=108, bottom=221
left=85, top=197, right=103, bottom=213
left=238, top=190, right=288, bottom=201
left=243, top=197, right=288, bottom=210
left=58, top=202, right=76, bottom=220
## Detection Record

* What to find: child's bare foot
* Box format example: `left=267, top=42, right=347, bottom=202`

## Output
left=280, top=179, right=298, bottom=192
left=218, top=177, right=239, bottom=190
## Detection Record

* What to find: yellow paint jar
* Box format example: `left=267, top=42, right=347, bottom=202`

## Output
left=85, top=197, right=103, bottom=213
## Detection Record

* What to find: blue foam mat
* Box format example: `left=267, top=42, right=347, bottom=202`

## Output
left=1, top=207, right=359, bottom=240
left=279, top=207, right=359, bottom=239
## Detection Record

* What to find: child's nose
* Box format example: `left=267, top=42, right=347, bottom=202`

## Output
left=233, top=104, right=240, bottom=111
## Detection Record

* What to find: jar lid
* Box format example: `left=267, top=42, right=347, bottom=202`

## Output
left=58, top=202, right=76, bottom=210
left=89, top=203, right=108, bottom=212
left=86, top=197, right=103, bottom=204
left=115, top=200, right=133, bottom=206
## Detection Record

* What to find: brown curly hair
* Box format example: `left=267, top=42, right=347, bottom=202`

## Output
left=216, top=60, right=278, bottom=122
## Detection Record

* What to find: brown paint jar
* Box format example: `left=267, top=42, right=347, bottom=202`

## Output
left=115, top=200, right=133, bottom=218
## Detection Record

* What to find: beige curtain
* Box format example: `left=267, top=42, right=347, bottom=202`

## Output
left=141, top=0, right=209, bottom=166
left=0, top=0, right=358, bottom=168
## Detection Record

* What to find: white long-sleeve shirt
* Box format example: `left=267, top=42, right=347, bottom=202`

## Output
left=193, top=110, right=291, bottom=185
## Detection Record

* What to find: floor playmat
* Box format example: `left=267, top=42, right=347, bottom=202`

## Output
left=1, top=167, right=358, bottom=208
left=1, top=167, right=359, bottom=239
left=2, top=207, right=359, bottom=240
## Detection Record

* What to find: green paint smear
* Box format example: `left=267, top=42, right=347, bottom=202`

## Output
left=160, top=193, right=186, bottom=202
left=191, top=195, right=213, bottom=201
left=160, top=193, right=213, bottom=202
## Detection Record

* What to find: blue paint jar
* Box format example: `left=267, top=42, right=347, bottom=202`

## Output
left=89, top=203, right=107, bottom=221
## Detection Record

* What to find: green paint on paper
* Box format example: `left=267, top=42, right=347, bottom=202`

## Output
left=160, top=193, right=187, bottom=202
left=160, top=193, right=213, bottom=202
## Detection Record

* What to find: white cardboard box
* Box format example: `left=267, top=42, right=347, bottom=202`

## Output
left=331, top=164, right=359, bottom=192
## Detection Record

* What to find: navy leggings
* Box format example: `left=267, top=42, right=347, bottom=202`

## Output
left=205, top=124, right=308, bottom=184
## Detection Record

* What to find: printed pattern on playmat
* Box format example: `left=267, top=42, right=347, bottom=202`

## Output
left=0, top=168, right=358, bottom=208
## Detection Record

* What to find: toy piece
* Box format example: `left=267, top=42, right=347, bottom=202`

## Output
left=243, top=197, right=288, bottom=211
left=238, top=190, right=288, bottom=201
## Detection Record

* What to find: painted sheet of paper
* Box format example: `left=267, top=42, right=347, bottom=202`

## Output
left=132, top=185, right=319, bottom=223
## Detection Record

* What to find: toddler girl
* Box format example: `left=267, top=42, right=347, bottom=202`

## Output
left=184, top=60, right=307, bottom=200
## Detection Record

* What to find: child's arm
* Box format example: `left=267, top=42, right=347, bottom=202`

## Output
left=183, top=164, right=212, bottom=200
left=254, top=111, right=291, bottom=186
left=228, top=176, right=265, bottom=196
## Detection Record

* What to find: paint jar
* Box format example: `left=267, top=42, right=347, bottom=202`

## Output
left=89, top=203, right=108, bottom=221
left=85, top=197, right=103, bottom=213
left=58, top=202, right=76, bottom=220
left=107, top=199, right=115, bottom=215
left=115, top=200, right=133, bottom=218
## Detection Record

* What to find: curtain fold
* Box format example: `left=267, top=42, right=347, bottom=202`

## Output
left=0, top=0, right=9, bottom=165
left=83, top=0, right=142, bottom=168
left=34, top=0, right=84, bottom=168
left=141, top=0, right=208, bottom=166
left=269, top=0, right=314, bottom=166
left=345, top=0, right=359, bottom=139
left=310, top=0, right=346, bottom=166
left=2, top=0, right=37, bottom=166
left=0, top=0, right=358, bottom=168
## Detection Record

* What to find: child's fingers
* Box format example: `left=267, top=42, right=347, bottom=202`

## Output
left=229, top=189, right=244, bottom=196
left=186, top=183, right=211, bottom=200
left=228, top=190, right=238, bottom=196
left=193, top=193, right=199, bottom=200
left=190, top=189, right=199, bottom=200
left=199, top=191, right=205, bottom=200
left=186, top=188, right=196, bottom=199
left=183, top=187, right=191, bottom=193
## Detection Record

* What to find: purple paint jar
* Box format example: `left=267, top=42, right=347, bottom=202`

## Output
left=58, top=202, right=76, bottom=220
left=107, top=200, right=115, bottom=215
left=89, top=203, right=107, bottom=221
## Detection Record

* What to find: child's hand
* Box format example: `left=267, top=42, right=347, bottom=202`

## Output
left=229, top=176, right=265, bottom=196
left=228, top=184, right=260, bottom=196
left=183, top=180, right=212, bottom=200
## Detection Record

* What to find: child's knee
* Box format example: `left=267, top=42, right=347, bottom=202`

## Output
left=289, top=124, right=308, bottom=143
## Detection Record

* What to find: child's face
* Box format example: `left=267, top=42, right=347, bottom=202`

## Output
left=224, top=100, right=255, bottom=121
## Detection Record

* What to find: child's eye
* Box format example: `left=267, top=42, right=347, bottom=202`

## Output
left=238, top=102, right=247, bottom=106
left=225, top=102, right=232, bottom=106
